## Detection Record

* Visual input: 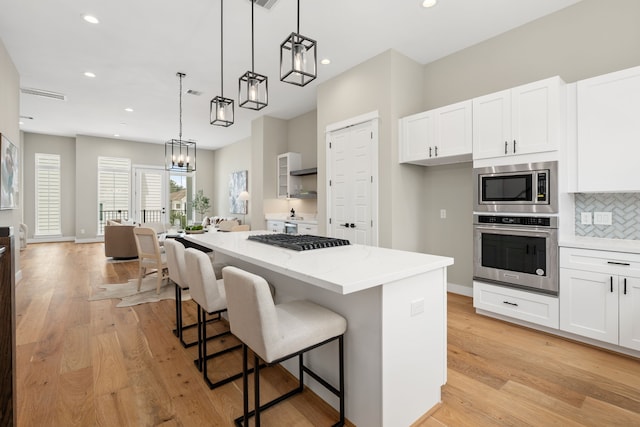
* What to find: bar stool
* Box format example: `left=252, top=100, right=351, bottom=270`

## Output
left=184, top=248, right=243, bottom=389
left=222, top=266, right=347, bottom=427
left=164, top=239, right=198, bottom=348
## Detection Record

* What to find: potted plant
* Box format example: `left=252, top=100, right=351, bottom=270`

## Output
left=192, top=190, right=211, bottom=222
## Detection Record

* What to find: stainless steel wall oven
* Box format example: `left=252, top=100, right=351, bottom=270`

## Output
left=473, top=214, right=558, bottom=295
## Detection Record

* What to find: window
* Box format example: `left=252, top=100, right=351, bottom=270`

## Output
left=169, top=172, right=194, bottom=227
left=35, top=153, right=61, bottom=236
left=98, top=157, right=130, bottom=234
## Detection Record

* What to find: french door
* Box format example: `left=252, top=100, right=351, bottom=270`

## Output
left=133, top=167, right=168, bottom=224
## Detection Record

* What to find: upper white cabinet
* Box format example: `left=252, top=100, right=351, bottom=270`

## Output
left=576, top=65, right=640, bottom=192
left=277, top=152, right=301, bottom=199
left=472, top=76, right=565, bottom=160
left=399, top=100, right=472, bottom=166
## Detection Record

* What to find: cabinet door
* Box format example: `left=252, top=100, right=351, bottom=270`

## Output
left=577, top=65, right=640, bottom=192
left=619, top=276, right=640, bottom=351
left=299, top=224, right=318, bottom=235
left=277, top=153, right=301, bottom=198
left=511, top=76, right=561, bottom=156
left=267, top=220, right=284, bottom=233
left=559, top=268, right=618, bottom=344
left=399, top=111, right=435, bottom=163
left=434, top=100, right=472, bottom=161
left=472, top=89, right=511, bottom=160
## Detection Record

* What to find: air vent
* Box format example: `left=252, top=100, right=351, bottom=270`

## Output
left=20, top=87, right=67, bottom=101
left=251, top=0, right=279, bottom=10
left=186, top=89, right=203, bottom=96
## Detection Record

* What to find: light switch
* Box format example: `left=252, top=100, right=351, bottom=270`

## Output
left=580, top=212, right=592, bottom=225
left=594, top=212, right=612, bottom=225
left=440, top=209, right=446, bottom=219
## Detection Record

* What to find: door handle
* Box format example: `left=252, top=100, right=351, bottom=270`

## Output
left=434, top=146, right=438, bottom=157
left=349, top=223, right=356, bottom=228
left=624, top=278, right=627, bottom=295
left=513, top=139, right=516, bottom=153
left=504, top=141, right=508, bottom=154
left=429, top=147, right=432, bottom=158
left=340, top=223, right=349, bottom=228
left=610, top=276, right=613, bottom=293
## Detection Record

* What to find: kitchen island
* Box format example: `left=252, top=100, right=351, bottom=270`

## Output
left=186, top=231, right=453, bottom=427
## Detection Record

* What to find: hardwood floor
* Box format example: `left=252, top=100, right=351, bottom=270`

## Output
left=16, top=242, right=640, bottom=426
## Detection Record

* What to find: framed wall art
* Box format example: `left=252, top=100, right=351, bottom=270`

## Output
left=0, top=133, right=18, bottom=210
left=229, top=170, right=247, bottom=214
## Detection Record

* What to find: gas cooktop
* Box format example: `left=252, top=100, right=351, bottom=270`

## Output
left=248, top=234, right=351, bottom=251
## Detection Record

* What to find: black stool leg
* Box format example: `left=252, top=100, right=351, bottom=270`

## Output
left=174, top=283, right=180, bottom=338
left=196, top=306, right=203, bottom=371
left=338, top=335, right=345, bottom=426
left=255, top=352, right=261, bottom=427
left=242, top=344, right=249, bottom=427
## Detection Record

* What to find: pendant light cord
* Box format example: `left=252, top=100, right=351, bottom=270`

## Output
left=220, top=0, right=224, bottom=96
left=178, top=72, right=184, bottom=141
left=251, top=0, right=255, bottom=72
left=297, top=0, right=300, bottom=34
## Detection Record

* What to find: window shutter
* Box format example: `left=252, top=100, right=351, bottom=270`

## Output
left=98, top=157, right=130, bottom=233
left=35, top=153, right=61, bottom=236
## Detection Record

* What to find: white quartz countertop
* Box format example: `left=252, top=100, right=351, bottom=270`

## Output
left=186, top=231, right=453, bottom=295
left=560, top=236, right=640, bottom=255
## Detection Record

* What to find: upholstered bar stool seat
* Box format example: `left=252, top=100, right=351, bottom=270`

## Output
left=164, top=239, right=198, bottom=348
left=222, top=266, right=347, bottom=427
left=184, top=248, right=244, bottom=389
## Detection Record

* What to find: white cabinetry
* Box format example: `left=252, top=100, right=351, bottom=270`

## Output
left=560, top=247, right=640, bottom=351
left=473, top=281, right=559, bottom=328
left=472, top=76, right=564, bottom=161
left=576, top=65, right=640, bottom=192
left=277, top=152, right=301, bottom=199
left=298, top=223, right=318, bottom=235
left=399, top=100, right=472, bottom=166
left=266, top=220, right=284, bottom=233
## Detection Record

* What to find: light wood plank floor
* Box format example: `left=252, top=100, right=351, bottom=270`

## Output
left=16, top=242, right=640, bottom=426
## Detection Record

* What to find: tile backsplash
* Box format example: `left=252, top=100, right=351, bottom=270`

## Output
left=575, top=193, right=640, bottom=240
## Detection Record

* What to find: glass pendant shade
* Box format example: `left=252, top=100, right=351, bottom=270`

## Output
left=165, top=139, right=196, bottom=172
left=210, top=96, right=234, bottom=127
left=239, top=71, right=268, bottom=110
left=280, top=32, right=317, bottom=86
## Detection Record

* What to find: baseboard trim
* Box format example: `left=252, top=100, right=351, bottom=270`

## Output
left=447, top=282, right=472, bottom=297
left=27, top=236, right=75, bottom=244
left=75, top=237, right=104, bottom=244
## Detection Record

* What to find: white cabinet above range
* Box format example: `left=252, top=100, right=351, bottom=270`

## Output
left=399, top=100, right=472, bottom=166
left=472, top=76, right=566, bottom=162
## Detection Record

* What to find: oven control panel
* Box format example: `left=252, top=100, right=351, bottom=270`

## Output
left=475, top=215, right=556, bottom=228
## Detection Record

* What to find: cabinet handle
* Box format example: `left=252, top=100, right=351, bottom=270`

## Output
left=429, top=146, right=432, bottom=158
left=624, top=278, right=627, bottom=295
left=435, top=146, right=438, bottom=157
left=504, top=141, right=508, bottom=154
left=607, top=261, right=631, bottom=266
left=513, top=139, right=516, bottom=153
left=610, top=276, right=613, bottom=293
left=503, top=300, right=518, bottom=307
left=340, top=223, right=349, bottom=228
left=349, top=223, right=356, bottom=228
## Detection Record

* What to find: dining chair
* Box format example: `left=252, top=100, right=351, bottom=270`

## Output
left=222, top=266, right=346, bottom=427
left=164, top=239, right=198, bottom=347
left=133, top=227, right=168, bottom=294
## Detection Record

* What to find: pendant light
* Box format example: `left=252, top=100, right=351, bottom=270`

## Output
left=280, top=0, right=317, bottom=86
left=239, top=0, right=268, bottom=110
left=210, top=0, right=234, bottom=127
left=165, top=72, right=196, bottom=172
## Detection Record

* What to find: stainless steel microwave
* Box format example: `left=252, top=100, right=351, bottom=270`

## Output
left=473, top=161, right=557, bottom=213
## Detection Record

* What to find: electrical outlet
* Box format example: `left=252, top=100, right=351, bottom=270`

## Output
left=594, top=212, right=612, bottom=225
left=440, top=209, right=446, bottom=219
left=580, top=212, right=592, bottom=225
left=410, top=299, right=424, bottom=317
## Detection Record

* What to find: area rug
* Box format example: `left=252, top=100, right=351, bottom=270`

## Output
left=89, top=276, right=191, bottom=307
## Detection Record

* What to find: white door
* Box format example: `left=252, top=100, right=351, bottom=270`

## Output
left=328, top=120, right=376, bottom=246
left=619, top=276, right=640, bottom=351
left=133, top=167, right=167, bottom=224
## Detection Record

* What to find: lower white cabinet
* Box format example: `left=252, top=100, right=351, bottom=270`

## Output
left=298, top=224, right=318, bottom=235
left=473, top=281, right=559, bottom=328
left=560, top=247, right=640, bottom=351
left=266, top=220, right=284, bottom=233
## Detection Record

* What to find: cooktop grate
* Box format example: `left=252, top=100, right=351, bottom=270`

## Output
left=247, top=233, right=351, bottom=251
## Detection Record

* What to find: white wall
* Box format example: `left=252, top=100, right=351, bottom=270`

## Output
left=0, top=37, right=21, bottom=277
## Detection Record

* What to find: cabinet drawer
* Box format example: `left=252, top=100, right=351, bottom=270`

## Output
left=560, top=247, right=640, bottom=277
left=473, top=281, right=559, bottom=328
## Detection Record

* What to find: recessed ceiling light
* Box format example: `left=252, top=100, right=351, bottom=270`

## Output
left=124, top=108, right=134, bottom=112
left=422, top=0, right=437, bottom=8
left=82, top=14, right=99, bottom=24
left=114, top=134, right=120, bottom=137
left=321, top=58, right=331, bottom=65
left=84, top=71, right=96, bottom=78
left=18, top=121, right=24, bottom=125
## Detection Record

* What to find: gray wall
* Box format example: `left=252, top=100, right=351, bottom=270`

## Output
left=0, top=38, right=21, bottom=276
left=419, top=0, right=640, bottom=289
left=211, top=136, right=251, bottom=224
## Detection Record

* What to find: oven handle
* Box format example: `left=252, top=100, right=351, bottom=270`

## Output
left=474, top=225, right=556, bottom=236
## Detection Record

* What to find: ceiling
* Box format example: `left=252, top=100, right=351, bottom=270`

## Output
left=0, top=0, right=582, bottom=150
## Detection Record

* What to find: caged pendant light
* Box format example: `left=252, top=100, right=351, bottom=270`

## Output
left=280, top=0, right=317, bottom=86
left=239, top=0, right=268, bottom=110
left=165, top=72, right=196, bottom=172
left=210, top=0, right=234, bottom=127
